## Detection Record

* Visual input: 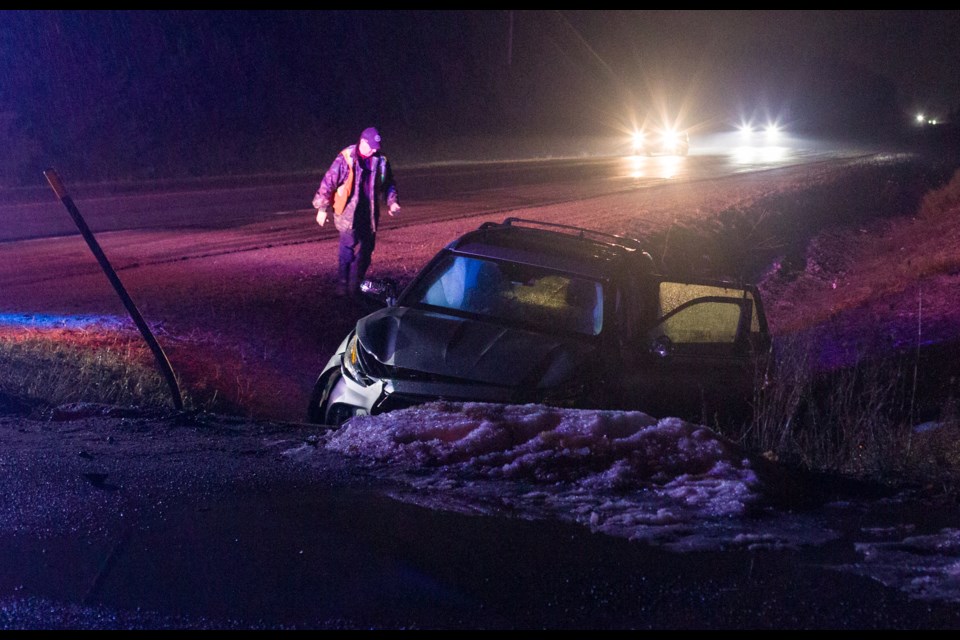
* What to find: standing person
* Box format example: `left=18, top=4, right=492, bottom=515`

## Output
left=312, top=126, right=401, bottom=298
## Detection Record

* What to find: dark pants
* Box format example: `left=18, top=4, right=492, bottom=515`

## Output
left=338, top=228, right=376, bottom=292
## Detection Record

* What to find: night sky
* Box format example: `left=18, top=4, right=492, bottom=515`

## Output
left=1, top=10, right=957, bottom=184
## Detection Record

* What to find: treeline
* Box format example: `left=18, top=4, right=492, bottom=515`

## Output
left=0, top=11, right=940, bottom=187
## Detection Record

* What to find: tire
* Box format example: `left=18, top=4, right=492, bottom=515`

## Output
left=324, top=402, right=356, bottom=427
left=306, top=370, right=358, bottom=427
left=306, top=370, right=338, bottom=424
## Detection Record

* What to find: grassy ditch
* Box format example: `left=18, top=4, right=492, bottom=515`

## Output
left=0, top=323, right=250, bottom=417
left=2, top=162, right=959, bottom=492
left=722, top=335, right=960, bottom=491
left=722, top=166, right=960, bottom=490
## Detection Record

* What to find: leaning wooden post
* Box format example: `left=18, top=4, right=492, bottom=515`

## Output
left=44, top=168, right=184, bottom=411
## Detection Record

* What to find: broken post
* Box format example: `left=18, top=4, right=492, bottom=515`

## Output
left=44, top=168, right=184, bottom=411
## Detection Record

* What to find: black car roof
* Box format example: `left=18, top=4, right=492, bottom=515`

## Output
left=445, top=218, right=650, bottom=280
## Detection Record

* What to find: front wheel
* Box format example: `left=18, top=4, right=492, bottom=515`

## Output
left=307, top=370, right=360, bottom=427
left=306, top=370, right=337, bottom=424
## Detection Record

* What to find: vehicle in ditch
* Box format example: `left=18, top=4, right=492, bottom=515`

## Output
left=307, top=218, right=771, bottom=428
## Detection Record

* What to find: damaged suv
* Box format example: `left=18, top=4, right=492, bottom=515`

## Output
left=307, top=218, right=771, bottom=428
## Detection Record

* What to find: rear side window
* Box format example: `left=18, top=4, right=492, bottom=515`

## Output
left=656, top=298, right=743, bottom=344
left=658, top=281, right=762, bottom=334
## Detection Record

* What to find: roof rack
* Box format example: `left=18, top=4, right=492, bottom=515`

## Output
left=480, top=217, right=645, bottom=253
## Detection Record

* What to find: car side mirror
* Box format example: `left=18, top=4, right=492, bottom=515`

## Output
left=360, top=278, right=399, bottom=306
left=651, top=335, right=672, bottom=358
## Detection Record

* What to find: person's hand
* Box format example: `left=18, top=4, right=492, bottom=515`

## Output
left=388, top=202, right=401, bottom=216
left=316, top=208, right=328, bottom=227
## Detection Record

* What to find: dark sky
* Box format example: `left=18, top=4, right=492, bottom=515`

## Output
left=0, top=10, right=957, bottom=183
left=566, top=11, right=960, bottom=117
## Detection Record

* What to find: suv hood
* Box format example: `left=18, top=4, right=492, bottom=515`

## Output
left=356, top=306, right=596, bottom=388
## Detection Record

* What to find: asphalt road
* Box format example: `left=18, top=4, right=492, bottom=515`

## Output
left=0, top=135, right=857, bottom=244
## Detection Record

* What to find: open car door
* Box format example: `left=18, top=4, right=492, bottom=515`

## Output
left=625, top=278, right=770, bottom=427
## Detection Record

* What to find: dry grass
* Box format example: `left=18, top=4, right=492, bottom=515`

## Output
left=730, top=332, right=960, bottom=490
left=758, top=167, right=960, bottom=335
left=0, top=325, right=176, bottom=411
left=919, top=167, right=960, bottom=220
left=0, top=323, right=255, bottom=416
left=723, top=167, right=960, bottom=488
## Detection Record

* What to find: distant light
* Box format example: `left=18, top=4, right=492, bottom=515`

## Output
left=662, top=129, right=680, bottom=146
left=731, top=144, right=788, bottom=164
left=916, top=113, right=926, bottom=123
left=622, top=154, right=681, bottom=180
left=929, top=118, right=938, bottom=125
left=763, top=122, right=782, bottom=143
left=654, top=155, right=681, bottom=179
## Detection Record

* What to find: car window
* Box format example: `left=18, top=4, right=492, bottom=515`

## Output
left=410, top=254, right=604, bottom=336
left=658, top=281, right=762, bottom=333
left=654, top=300, right=743, bottom=344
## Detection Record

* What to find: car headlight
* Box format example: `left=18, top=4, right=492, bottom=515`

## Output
left=341, top=333, right=368, bottom=385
